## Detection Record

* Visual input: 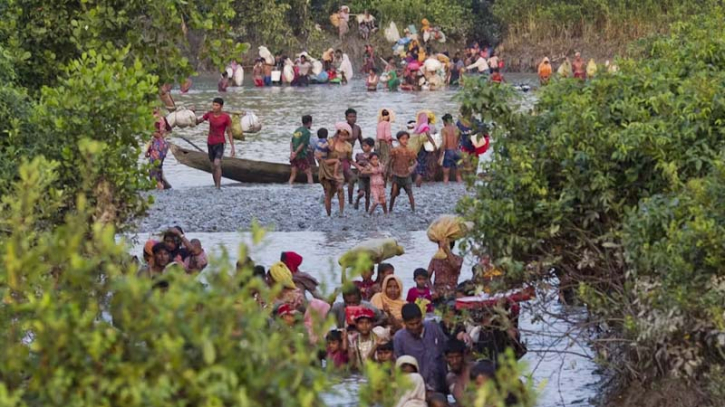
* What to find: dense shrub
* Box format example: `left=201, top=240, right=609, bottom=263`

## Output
left=458, top=12, right=725, bottom=394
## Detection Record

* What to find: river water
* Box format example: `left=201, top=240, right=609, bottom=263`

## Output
left=139, top=75, right=600, bottom=405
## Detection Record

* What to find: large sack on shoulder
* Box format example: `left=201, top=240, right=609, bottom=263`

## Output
left=168, top=108, right=197, bottom=129
left=283, top=65, right=294, bottom=83
left=586, top=59, right=597, bottom=77
left=312, top=60, right=323, bottom=76
left=384, top=22, right=400, bottom=43
left=231, top=113, right=244, bottom=140
left=338, top=238, right=404, bottom=267
left=424, top=58, right=442, bottom=72
left=557, top=60, right=572, bottom=77
left=427, top=215, right=472, bottom=259
left=259, top=46, right=274, bottom=65
left=233, top=67, right=244, bottom=86
left=241, top=112, right=261, bottom=133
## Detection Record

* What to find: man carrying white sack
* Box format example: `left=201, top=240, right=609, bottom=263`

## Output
left=196, top=97, right=235, bottom=189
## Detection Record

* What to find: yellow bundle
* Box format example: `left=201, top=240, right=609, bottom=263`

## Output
left=339, top=238, right=405, bottom=268
left=231, top=113, right=244, bottom=140
left=586, top=59, right=598, bottom=77
left=427, top=215, right=472, bottom=259
left=330, top=13, right=340, bottom=27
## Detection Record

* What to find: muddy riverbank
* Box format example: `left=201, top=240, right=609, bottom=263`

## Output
left=140, top=182, right=468, bottom=233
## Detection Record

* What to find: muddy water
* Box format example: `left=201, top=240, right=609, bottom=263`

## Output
left=163, top=75, right=536, bottom=189
left=127, top=231, right=599, bottom=406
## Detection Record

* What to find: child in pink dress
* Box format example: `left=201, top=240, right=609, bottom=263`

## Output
left=364, top=153, right=388, bottom=215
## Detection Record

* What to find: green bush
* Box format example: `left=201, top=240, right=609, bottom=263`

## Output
left=0, top=159, right=336, bottom=407
left=458, top=12, right=725, bottom=393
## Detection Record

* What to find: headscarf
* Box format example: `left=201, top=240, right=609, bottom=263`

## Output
left=543, top=57, right=550, bottom=63
left=282, top=251, right=303, bottom=273
left=269, top=262, right=296, bottom=289
left=394, top=373, right=427, bottom=407
left=377, top=108, right=396, bottom=123
left=335, top=121, right=353, bottom=135
left=371, top=275, right=407, bottom=321
left=414, top=112, right=430, bottom=134
left=396, top=355, right=420, bottom=371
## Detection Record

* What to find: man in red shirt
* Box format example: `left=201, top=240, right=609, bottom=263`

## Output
left=196, top=97, right=235, bottom=189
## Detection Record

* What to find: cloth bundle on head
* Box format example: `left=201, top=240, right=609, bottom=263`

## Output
left=427, top=215, right=473, bottom=259
left=377, top=108, right=396, bottom=123
left=335, top=121, right=353, bottom=135
left=338, top=238, right=405, bottom=268
left=270, top=262, right=296, bottom=289
left=371, top=275, right=407, bottom=321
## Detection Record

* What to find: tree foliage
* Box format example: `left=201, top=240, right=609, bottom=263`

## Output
left=0, top=0, right=247, bottom=88
left=0, top=159, right=336, bottom=407
left=459, top=12, right=725, bottom=395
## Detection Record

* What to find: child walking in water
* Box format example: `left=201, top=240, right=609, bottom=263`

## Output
left=354, top=138, right=375, bottom=211
left=364, top=153, right=388, bottom=215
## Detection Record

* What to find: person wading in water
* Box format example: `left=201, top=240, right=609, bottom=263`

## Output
left=196, top=97, right=235, bottom=189
left=344, top=108, right=363, bottom=204
left=289, top=115, right=314, bottom=184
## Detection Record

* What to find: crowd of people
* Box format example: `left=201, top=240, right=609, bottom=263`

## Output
left=138, top=220, right=528, bottom=406
left=285, top=107, right=491, bottom=216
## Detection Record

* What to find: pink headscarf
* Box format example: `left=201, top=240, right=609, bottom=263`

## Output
left=414, top=112, right=430, bottom=134
left=335, top=121, right=353, bottom=135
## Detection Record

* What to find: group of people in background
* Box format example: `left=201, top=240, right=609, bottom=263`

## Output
left=287, top=107, right=490, bottom=216
left=136, top=218, right=526, bottom=406
left=537, top=50, right=619, bottom=85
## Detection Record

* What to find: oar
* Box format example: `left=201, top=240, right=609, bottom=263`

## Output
left=178, top=136, right=204, bottom=153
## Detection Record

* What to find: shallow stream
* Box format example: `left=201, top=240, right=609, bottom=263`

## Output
left=138, top=74, right=600, bottom=405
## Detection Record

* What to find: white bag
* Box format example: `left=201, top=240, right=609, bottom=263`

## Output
left=271, top=70, right=282, bottom=82
left=312, top=60, right=323, bottom=76
left=168, top=108, right=197, bottom=129
left=424, top=58, right=443, bottom=72
left=233, top=67, right=244, bottom=86
left=423, top=132, right=443, bottom=152
left=225, top=66, right=233, bottom=79
left=283, top=65, right=294, bottom=83
left=241, top=112, right=262, bottom=133
left=384, top=22, right=400, bottom=43
left=259, top=46, right=274, bottom=65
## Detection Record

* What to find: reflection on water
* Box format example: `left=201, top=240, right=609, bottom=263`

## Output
left=126, top=230, right=598, bottom=406
left=163, top=75, right=537, bottom=189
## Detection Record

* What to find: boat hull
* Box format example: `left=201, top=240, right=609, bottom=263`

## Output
left=171, top=144, right=319, bottom=184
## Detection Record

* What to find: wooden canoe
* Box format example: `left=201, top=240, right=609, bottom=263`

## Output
left=171, top=144, right=450, bottom=184
left=171, top=144, right=319, bottom=184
